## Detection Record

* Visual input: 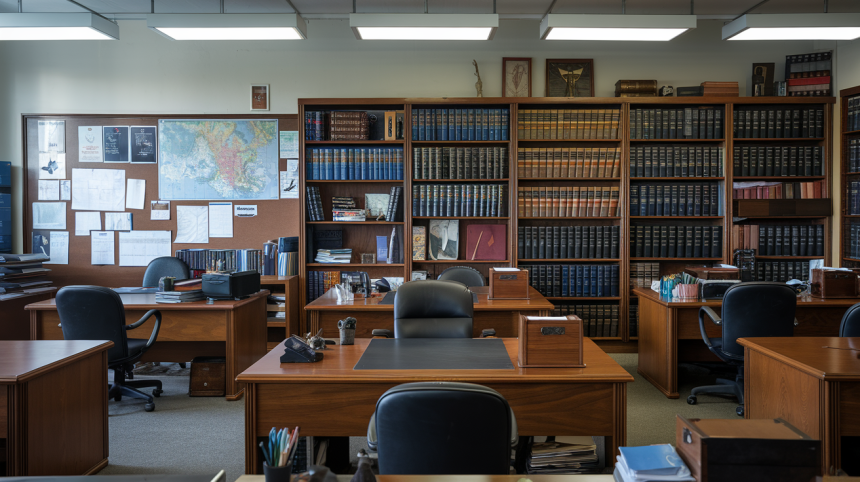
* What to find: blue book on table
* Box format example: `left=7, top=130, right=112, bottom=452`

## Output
left=618, top=444, right=687, bottom=476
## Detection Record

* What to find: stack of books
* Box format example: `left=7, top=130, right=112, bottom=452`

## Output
left=701, top=81, right=739, bottom=97
left=786, top=51, right=832, bottom=97
left=615, top=444, right=694, bottom=482
left=332, top=197, right=365, bottom=222
left=315, top=248, right=352, bottom=264
left=267, top=293, right=286, bottom=320
left=0, top=253, right=53, bottom=300
left=306, top=186, right=324, bottom=221
left=526, top=436, right=599, bottom=474
left=615, top=80, right=657, bottom=97
left=155, top=289, right=205, bottom=303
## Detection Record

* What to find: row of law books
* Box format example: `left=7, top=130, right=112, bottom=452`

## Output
left=412, top=108, right=509, bottom=141
left=174, top=249, right=264, bottom=274
left=517, top=186, right=620, bottom=218
left=630, top=262, right=660, bottom=288
left=413, top=147, right=508, bottom=180
left=847, top=96, right=860, bottom=132
left=517, top=147, right=620, bottom=179
left=844, top=223, right=860, bottom=260
left=517, top=225, right=620, bottom=260
left=733, top=180, right=826, bottom=200
left=629, top=304, right=639, bottom=337
left=305, top=186, right=325, bottom=222
left=552, top=304, right=620, bottom=338
left=732, top=107, right=824, bottom=138
left=629, top=146, right=723, bottom=178
left=411, top=184, right=507, bottom=217
left=306, top=270, right=341, bottom=302
left=521, top=264, right=620, bottom=298
left=629, top=106, right=723, bottom=140
left=733, top=146, right=823, bottom=177
left=630, top=225, right=723, bottom=259
left=517, top=109, right=620, bottom=140
left=629, top=183, right=721, bottom=217
left=847, top=138, right=860, bottom=172
left=306, top=147, right=404, bottom=181
left=733, top=224, right=824, bottom=257
left=755, top=260, right=812, bottom=282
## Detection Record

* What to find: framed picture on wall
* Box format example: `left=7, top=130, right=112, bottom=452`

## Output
left=251, top=84, right=269, bottom=111
left=545, top=59, right=594, bottom=98
left=502, top=57, right=531, bottom=97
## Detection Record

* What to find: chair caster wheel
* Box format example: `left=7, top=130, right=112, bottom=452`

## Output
left=687, top=396, right=697, bottom=405
left=736, top=406, right=744, bottom=417
left=145, top=403, right=155, bottom=412
left=114, top=394, right=122, bottom=402
left=179, top=363, right=186, bottom=368
left=153, top=388, right=163, bottom=397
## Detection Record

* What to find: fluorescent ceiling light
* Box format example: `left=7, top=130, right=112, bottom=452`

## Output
left=540, top=14, right=695, bottom=41
left=350, top=14, right=498, bottom=40
left=0, top=13, right=119, bottom=40
left=147, top=14, right=306, bottom=40
left=723, top=14, right=860, bottom=40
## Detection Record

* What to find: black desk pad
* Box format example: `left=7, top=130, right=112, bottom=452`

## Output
left=377, top=290, right=478, bottom=305
left=354, top=338, right=514, bottom=370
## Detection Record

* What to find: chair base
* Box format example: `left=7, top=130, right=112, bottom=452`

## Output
left=688, top=367, right=745, bottom=416
left=110, top=365, right=163, bottom=412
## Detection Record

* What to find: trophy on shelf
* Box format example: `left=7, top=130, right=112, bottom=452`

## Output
left=559, top=66, right=584, bottom=97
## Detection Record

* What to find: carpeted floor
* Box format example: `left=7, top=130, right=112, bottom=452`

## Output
left=100, top=354, right=737, bottom=481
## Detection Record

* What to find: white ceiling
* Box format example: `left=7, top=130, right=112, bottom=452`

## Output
left=0, top=0, right=857, bottom=16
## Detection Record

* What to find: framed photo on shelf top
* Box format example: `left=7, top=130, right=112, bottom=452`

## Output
left=251, top=84, right=269, bottom=111
left=502, top=57, right=531, bottom=97
left=545, top=59, right=594, bottom=98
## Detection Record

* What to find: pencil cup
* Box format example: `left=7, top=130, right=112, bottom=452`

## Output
left=263, top=462, right=292, bottom=482
left=678, top=283, right=699, bottom=299
left=339, top=327, right=355, bottom=345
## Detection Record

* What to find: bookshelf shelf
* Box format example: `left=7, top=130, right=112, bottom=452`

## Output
left=518, top=258, right=621, bottom=262
left=590, top=337, right=623, bottom=341
left=631, top=177, right=724, bottom=181
left=413, top=259, right=508, bottom=264
left=518, top=216, right=622, bottom=220
left=306, top=263, right=405, bottom=267
left=305, top=140, right=405, bottom=145
left=845, top=172, right=860, bottom=176
left=733, top=176, right=825, bottom=181
left=630, top=216, right=723, bottom=220
left=733, top=137, right=825, bottom=142
left=629, top=138, right=725, bottom=142
left=411, top=140, right=510, bottom=145
left=306, top=180, right=404, bottom=183
left=630, top=257, right=723, bottom=261
left=266, top=320, right=286, bottom=328
left=546, top=296, right=621, bottom=301
left=412, top=178, right=509, bottom=182
left=846, top=129, right=860, bottom=136
left=754, top=256, right=824, bottom=260
left=516, top=139, right=621, bottom=143
left=307, top=221, right=404, bottom=225
left=517, top=178, right=621, bottom=181
left=413, top=216, right=510, bottom=220
left=737, top=215, right=830, bottom=219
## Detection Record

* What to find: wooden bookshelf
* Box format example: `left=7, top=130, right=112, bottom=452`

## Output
left=840, top=85, right=860, bottom=267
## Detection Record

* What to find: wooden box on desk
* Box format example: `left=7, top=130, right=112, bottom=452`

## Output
left=675, top=416, right=820, bottom=482
left=489, top=267, right=529, bottom=299
left=810, top=269, right=860, bottom=299
left=518, top=315, right=584, bottom=368
left=684, top=267, right=739, bottom=280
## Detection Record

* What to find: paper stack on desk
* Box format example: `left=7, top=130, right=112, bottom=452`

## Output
left=526, top=436, right=599, bottom=474
left=615, top=444, right=694, bottom=482
left=155, top=289, right=205, bottom=303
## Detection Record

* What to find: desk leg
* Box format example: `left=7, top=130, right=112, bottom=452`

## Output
left=244, top=383, right=258, bottom=474
left=606, top=382, right=627, bottom=466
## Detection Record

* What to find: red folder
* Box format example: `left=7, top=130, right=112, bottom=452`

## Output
left=465, top=225, right=506, bottom=261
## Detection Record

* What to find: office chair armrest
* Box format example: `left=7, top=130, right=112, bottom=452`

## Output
left=481, top=328, right=496, bottom=338
left=126, top=309, right=162, bottom=350
left=366, top=413, right=378, bottom=452
left=698, top=306, right=720, bottom=348
left=371, top=329, right=392, bottom=338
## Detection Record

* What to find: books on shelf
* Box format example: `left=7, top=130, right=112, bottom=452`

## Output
left=629, top=182, right=721, bottom=217
left=520, top=264, right=619, bottom=298
left=629, top=106, right=723, bottom=140
left=174, top=248, right=265, bottom=274
left=848, top=138, right=860, bottom=172
left=785, top=51, right=832, bottom=97
left=733, top=224, right=824, bottom=257
left=629, top=303, right=639, bottom=337
left=732, top=180, right=826, bottom=199
left=846, top=223, right=860, bottom=259
left=754, top=260, right=812, bottom=282
left=615, top=80, right=657, bottom=97
left=848, top=96, right=860, bottom=132
left=412, top=184, right=507, bottom=217
left=304, top=111, right=326, bottom=141
left=306, top=270, right=341, bottom=302
left=306, top=147, right=404, bottom=181
left=631, top=225, right=723, bottom=258
left=412, top=108, right=509, bottom=141
left=732, top=106, right=824, bottom=138
left=517, top=186, right=620, bottom=218
left=630, top=146, right=723, bottom=178
left=428, top=220, right=459, bottom=260
left=314, top=248, right=352, bottom=264
left=413, top=146, right=508, bottom=180
left=517, top=108, right=620, bottom=140
left=412, top=226, right=426, bottom=260
left=306, top=186, right=324, bottom=221
left=733, top=145, right=823, bottom=177
left=332, top=209, right=366, bottom=222
left=327, top=111, right=369, bottom=141
left=518, top=147, right=620, bottom=179
left=630, top=262, right=660, bottom=288
left=552, top=303, right=619, bottom=337
left=517, top=225, right=620, bottom=260
left=385, top=186, right=404, bottom=222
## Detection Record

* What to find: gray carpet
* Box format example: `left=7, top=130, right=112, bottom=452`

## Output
left=101, top=354, right=736, bottom=480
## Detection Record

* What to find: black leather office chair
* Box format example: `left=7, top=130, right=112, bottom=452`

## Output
left=687, top=282, right=796, bottom=416
left=373, top=280, right=473, bottom=338
left=437, top=265, right=485, bottom=287
left=142, top=256, right=190, bottom=288
left=56, top=286, right=164, bottom=412
left=840, top=303, right=860, bottom=337
left=367, top=381, right=517, bottom=474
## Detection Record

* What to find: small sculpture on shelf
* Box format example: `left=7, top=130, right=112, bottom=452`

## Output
left=473, top=59, right=483, bottom=97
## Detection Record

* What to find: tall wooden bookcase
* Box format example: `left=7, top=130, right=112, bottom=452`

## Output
left=840, top=85, right=860, bottom=266
left=298, top=96, right=835, bottom=347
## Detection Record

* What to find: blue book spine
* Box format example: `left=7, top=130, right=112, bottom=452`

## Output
left=347, top=149, right=355, bottom=180
left=502, top=109, right=509, bottom=140
left=562, top=266, right=569, bottom=298
left=611, top=265, right=619, bottom=296
left=325, top=150, right=334, bottom=180
left=448, top=110, right=455, bottom=140
left=490, top=109, right=498, bottom=140
left=0, top=193, right=10, bottom=208
left=310, top=149, right=319, bottom=180
left=468, top=109, right=475, bottom=141
left=596, top=266, right=604, bottom=297
left=339, top=150, right=347, bottom=180
left=455, top=109, right=462, bottom=141
left=0, top=208, right=10, bottom=236
left=386, top=149, right=392, bottom=180
left=575, top=266, right=583, bottom=297
left=431, top=109, right=437, bottom=140
left=591, top=266, right=598, bottom=297
left=374, top=149, right=381, bottom=180
left=441, top=109, right=448, bottom=141
left=418, top=109, right=425, bottom=141
left=397, top=150, right=403, bottom=180
left=412, top=109, right=418, bottom=140
left=482, top=109, right=490, bottom=140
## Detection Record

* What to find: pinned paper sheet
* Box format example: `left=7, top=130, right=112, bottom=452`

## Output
left=126, top=179, right=146, bottom=209
left=39, top=152, right=66, bottom=180
left=119, top=231, right=171, bottom=267
left=60, top=180, right=71, bottom=200
left=38, top=180, right=59, bottom=200
left=91, top=231, right=115, bottom=265
left=44, top=231, right=69, bottom=265
left=151, top=200, right=170, bottom=220
left=234, top=205, right=257, bottom=217
left=75, top=211, right=101, bottom=236
left=105, top=212, right=132, bottom=231
left=72, top=168, right=125, bottom=212
left=174, top=205, right=208, bottom=244
left=38, top=120, right=65, bottom=153
left=208, top=202, right=233, bottom=238
left=32, top=202, right=66, bottom=230
left=78, top=126, right=103, bottom=162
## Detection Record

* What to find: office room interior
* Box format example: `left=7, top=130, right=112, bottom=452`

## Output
left=3, top=0, right=860, bottom=481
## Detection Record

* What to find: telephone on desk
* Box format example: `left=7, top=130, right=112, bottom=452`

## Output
left=281, top=335, right=324, bottom=363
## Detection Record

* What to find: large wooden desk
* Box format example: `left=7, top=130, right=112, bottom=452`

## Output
left=1, top=340, right=112, bottom=476
left=740, top=337, right=860, bottom=475
left=237, top=337, right=632, bottom=474
left=305, top=286, right=554, bottom=338
left=25, top=290, right=269, bottom=401
left=633, top=287, right=855, bottom=399
left=0, top=289, right=56, bottom=340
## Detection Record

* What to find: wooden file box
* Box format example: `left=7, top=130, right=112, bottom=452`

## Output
left=675, top=416, right=820, bottom=482
left=683, top=267, right=739, bottom=280
left=489, top=267, right=529, bottom=300
left=189, top=356, right=226, bottom=397
left=518, top=315, right=584, bottom=368
left=810, top=269, right=860, bottom=299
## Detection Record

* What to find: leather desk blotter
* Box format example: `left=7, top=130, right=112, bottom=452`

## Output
left=378, top=290, right=478, bottom=305
left=353, top=338, right=514, bottom=370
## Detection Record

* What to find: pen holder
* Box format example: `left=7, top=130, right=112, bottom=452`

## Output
left=677, top=283, right=700, bottom=299
left=263, top=462, right=292, bottom=482
left=339, top=327, right=355, bottom=345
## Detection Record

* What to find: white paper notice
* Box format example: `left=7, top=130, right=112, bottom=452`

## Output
left=280, top=159, right=299, bottom=199
left=126, top=179, right=145, bottom=210
left=44, top=231, right=69, bottom=265
left=105, top=212, right=132, bottom=231
left=71, top=168, right=125, bottom=212
left=208, top=202, right=233, bottom=238
left=91, top=231, right=115, bottom=265
left=38, top=120, right=65, bottom=153
left=174, top=205, right=209, bottom=244
left=60, top=180, right=71, bottom=200
left=118, top=231, right=172, bottom=267
left=75, top=211, right=101, bottom=236
left=234, top=205, right=257, bottom=217
left=78, top=126, right=103, bottom=162
left=32, top=202, right=66, bottom=229
left=151, top=200, right=170, bottom=220
left=38, top=180, right=59, bottom=200
left=39, top=152, right=66, bottom=180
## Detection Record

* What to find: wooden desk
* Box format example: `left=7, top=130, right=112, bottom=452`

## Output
left=0, top=289, right=56, bottom=340
left=633, top=287, right=856, bottom=399
left=1, top=340, right=112, bottom=476
left=238, top=475, right=615, bottom=482
left=305, top=286, right=554, bottom=338
left=237, top=337, right=632, bottom=474
left=25, top=290, right=269, bottom=401
left=740, top=337, right=860, bottom=475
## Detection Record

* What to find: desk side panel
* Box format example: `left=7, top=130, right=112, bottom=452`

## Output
left=839, top=382, right=860, bottom=437
left=746, top=349, right=821, bottom=439
left=33, top=310, right=228, bottom=342
left=637, top=296, right=674, bottom=397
